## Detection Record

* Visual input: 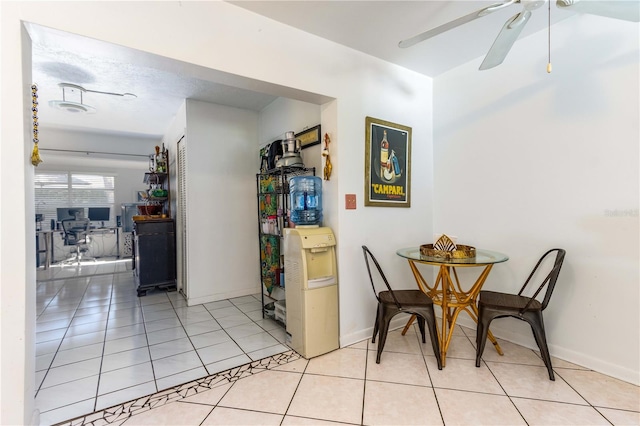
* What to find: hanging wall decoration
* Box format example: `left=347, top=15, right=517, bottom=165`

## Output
left=322, top=133, right=332, bottom=181
left=296, top=124, right=321, bottom=149
left=30, top=84, right=43, bottom=166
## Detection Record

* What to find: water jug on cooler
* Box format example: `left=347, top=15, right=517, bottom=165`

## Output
left=289, top=175, right=322, bottom=226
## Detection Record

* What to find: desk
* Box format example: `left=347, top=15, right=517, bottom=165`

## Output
left=36, top=231, right=54, bottom=269
left=396, top=247, right=508, bottom=366
left=89, top=227, right=121, bottom=259
left=36, top=227, right=121, bottom=267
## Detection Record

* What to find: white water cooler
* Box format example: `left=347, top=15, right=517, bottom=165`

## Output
left=283, top=227, right=339, bottom=358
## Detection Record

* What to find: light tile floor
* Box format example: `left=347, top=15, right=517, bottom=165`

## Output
left=35, top=259, right=287, bottom=425
left=38, top=261, right=640, bottom=426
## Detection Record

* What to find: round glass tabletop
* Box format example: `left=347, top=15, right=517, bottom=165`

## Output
left=396, top=247, right=509, bottom=265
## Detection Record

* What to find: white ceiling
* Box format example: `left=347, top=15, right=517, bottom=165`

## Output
left=230, top=0, right=575, bottom=76
left=28, top=1, right=584, bottom=139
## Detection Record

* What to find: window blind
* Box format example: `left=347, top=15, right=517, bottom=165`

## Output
left=35, top=171, right=116, bottom=228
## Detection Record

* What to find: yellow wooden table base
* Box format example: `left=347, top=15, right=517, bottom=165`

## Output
left=396, top=247, right=509, bottom=367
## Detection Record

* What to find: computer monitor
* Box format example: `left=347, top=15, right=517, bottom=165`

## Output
left=57, top=207, right=85, bottom=221
left=88, top=207, right=110, bottom=226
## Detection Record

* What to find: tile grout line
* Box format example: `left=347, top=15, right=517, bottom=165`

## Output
left=169, top=294, right=212, bottom=379
left=92, top=273, right=118, bottom=413
left=36, top=274, right=104, bottom=415
left=140, top=293, right=165, bottom=398
left=35, top=276, right=94, bottom=398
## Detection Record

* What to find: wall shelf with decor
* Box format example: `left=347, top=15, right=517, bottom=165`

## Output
left=256, top=166, right=315, bottom=322
left=133, top=145, right=176, bottom=297
left=138, top=145, right=171, bottom=218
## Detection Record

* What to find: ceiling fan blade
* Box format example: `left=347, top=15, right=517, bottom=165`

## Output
left=479, top=10, right=532, bottom=70
left=399, top=0, right=518, bottom=48
left=556, top=0, right=640, bottom=22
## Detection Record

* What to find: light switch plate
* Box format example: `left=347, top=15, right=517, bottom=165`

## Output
left=345, top=194, right=356, bottom=210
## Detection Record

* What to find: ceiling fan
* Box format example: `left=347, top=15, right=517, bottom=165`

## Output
left=399, top=0, right=640, bottom=70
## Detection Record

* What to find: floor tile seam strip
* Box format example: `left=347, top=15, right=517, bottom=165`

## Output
left=154, top=365, right=207, bottom=383
left=40, top=395, right=96, bottom=419
left=362, top=377, right=435, bottom=389
left=372, top=327, right=447, bottom=425
left=143, top=299, right=264, bottom=376
left=552, top=368, right=610, bottom=410
left=35, top=278, right=99, bottom=397
left=41, top=372, right=156, bottom=403
left=591, top=406, right=640, bottom=425
left=509, top=394, right=608, bottom=409
left=361, top=337, right=370, bottom=426
left=36, top=286, right=88, bottom=314
left=410, top=322, right=439, bottom=385
left=256, top=352, right=308, bottom=423
left=35, top=281, right=69, bottom=318
left=167, top=297, right=217, bottom=375
left=92, top=274, right=118, bottom=413
left=139, top=298, right=163, bottom=399
left=443, top=357, right=545, bottom=425
left=197, top=318, right=286, bottom=368
left=199, top=304, right=265, bottom=359
left=43, top=352, right=104, bottom=376
left=207, top=403, right=288, bottom=419
left=592, top=405, right=639, bottom=424
left=69, top=351, right=301, bottom=425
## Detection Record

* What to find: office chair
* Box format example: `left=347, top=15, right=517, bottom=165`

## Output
left=61, top=218, right=94, bottom=265
left=475, top=248, right=566, bottom=380
left=362, top=246, right=442, bottom=368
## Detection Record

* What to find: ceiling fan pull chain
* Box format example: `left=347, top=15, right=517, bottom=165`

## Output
left=31, top=83, right=43, bottom=167
left=547, top=0, right=552, bottom=73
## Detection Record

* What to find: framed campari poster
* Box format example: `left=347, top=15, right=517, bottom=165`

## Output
left=364, top=116, right=411, bottom=207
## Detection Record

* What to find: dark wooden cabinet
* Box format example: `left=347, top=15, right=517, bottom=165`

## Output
left=133, top=218, right=176, bottom=296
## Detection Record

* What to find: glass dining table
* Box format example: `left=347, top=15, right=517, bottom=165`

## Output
left=396, top=247, right=509, bottom=367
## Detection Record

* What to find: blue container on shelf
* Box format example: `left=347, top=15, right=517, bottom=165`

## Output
left=289, top=176, right=323, bottom=226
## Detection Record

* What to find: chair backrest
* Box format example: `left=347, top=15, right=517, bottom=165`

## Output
left=61, top=218, right=90, bottom=245
left=362, top=246, right=403, bottom=309
left=518, top=248, right=566, bottom=312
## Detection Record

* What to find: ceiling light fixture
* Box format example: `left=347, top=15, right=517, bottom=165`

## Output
left=48, top=83, right=137, bottom=114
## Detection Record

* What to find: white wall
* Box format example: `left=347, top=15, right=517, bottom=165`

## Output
left=433, top=15, right=639, bottom=384
left=39, top=128, right=159, bottom=157
left=0, top=17, right=35, bottom=425
left=182, top=99, right=260, bottom=305
left=1, top=2, right=428, bottom=422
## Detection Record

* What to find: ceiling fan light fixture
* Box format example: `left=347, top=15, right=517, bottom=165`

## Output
left=48, top=100, right=97, bottom=114
left=49, top=83, right=96, bottom=114
left=48, top=82, right=138, bottom=114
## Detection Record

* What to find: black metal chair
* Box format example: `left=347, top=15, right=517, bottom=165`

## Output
left=61, top=218, right=93, bottom=265
left=362, top=245, right=442, bottom=369
left=475, top=248, right=566, bottom=380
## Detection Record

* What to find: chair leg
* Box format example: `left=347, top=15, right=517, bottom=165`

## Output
left=416, top=316, right=426, bottom=343
left=425, top=309, right=442, bottom=370
left=372, top=308, right=380, bottom=344
left=376, top=306, right=394, bottom=364
left=475, top=307, right=491, bottom=368
left=527, top=312, right=555, bottom=381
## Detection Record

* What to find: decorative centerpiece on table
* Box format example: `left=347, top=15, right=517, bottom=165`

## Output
left=420, top=234, right=476, bottom=260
